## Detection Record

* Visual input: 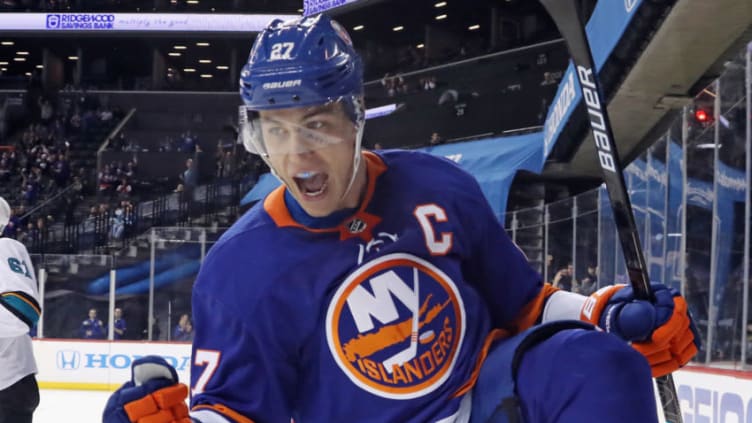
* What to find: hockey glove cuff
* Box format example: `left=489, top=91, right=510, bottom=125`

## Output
left=103, top=356, right=191, bottom=423
left=580, top=283, right=700, bottom=378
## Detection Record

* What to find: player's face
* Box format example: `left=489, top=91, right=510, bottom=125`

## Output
left=259, top=103, right=365, bottom=217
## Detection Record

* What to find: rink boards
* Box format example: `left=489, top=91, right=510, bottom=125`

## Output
left=32, top=339, right=752, bottom=421
left=32, top=339, right=191, bottom=391
left=672, top=368, right=752, bottom=423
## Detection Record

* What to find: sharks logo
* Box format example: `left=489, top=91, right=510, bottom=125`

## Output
left=326, top=253, right=465, bottom=399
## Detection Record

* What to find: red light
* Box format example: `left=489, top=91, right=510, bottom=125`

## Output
left=695, top=109, right=709, bottom=122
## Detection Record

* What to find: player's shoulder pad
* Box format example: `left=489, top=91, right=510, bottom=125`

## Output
left=214, top=200, right=276, bottom=247
left=0, top=237, right=28, bottom=253
left=194, top=210, right=283, bottom=305
left=200, top=201, right=279, bottom=271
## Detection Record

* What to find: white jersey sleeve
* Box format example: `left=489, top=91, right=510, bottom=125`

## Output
left=0, top=238, right=41, bottom=338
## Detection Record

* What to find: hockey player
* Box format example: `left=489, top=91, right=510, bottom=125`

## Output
left=0, top=197, right=41, bottom=423
left=104, top=14, right=698, bottom=423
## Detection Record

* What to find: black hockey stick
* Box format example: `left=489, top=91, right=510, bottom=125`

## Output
left=538, top=0, right=683, bottom=422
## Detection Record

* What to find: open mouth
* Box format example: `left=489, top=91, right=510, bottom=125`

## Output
left=293, top=171, right=329, bottom=198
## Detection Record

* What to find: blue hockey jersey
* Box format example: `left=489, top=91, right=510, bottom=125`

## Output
left=189, top=150, right=555, bottom=423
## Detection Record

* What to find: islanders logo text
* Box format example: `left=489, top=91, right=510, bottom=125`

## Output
left=326, top=253, right=466, bottom=399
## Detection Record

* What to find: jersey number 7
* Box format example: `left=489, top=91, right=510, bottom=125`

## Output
left=192, top=349, right=221, bottom=395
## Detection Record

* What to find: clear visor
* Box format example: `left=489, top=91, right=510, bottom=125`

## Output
left=239, top=98, right=362, bottom=157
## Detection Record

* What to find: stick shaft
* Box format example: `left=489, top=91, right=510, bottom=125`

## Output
left=538, top=0, right=682, bottom=421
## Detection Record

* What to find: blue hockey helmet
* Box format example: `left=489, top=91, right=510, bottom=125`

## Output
left=239, top=14, right=364, bottom=112
left=239, top=15, right=365, bottom=204
left=237, top=13, right=368, bottom=201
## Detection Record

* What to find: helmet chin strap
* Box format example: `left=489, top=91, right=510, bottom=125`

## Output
left=338, top=121, right=364, bottom=208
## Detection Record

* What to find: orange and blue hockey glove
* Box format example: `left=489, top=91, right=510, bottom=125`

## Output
left=103, top=356, right=191, bottom=423
left=580, top=283, right=700, bottom=377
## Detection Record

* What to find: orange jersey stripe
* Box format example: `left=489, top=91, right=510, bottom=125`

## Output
left=192, top=404, right=255, bottom=423
left=452, top=283, right=560, bottom=397
left=504, top=283, right=559, bottom=334
left=452, top=328, right=510, bottom=398
left=263, top=151, right=387, bottom=233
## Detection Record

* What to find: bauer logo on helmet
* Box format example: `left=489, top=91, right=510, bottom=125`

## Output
left=262, top=80, right=302, bottom=90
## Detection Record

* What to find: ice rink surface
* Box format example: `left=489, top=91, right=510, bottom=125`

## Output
left=34, top=386, right=671, bottom=422
left=38, top=389, right=112, bottom=423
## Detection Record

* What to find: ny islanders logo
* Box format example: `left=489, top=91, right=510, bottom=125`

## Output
left=326, top=253, right=465, bottom=399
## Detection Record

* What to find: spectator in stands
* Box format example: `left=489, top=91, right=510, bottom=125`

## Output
left=381, top=73, right=396, bottom=97
left=98, top=164, right=117, bottom=195
left=79, top=308, right=106, bottom=339
left=395, top=74, right=408, bottom=95
left=71, top=175, right=84, bottom=198
left=115, top=177, right=132, bottom=199
left=180, top=158, right=198, bottom=190
left=215, top=146, right=227, bottom=178
left=113, top=307, right=127, bottom=340
left=87, top=205, right=99, bottom=220
left=182, top=320, right=194, bottom=341
left=21, top=183, right=37, bottom=207
left=61, top=192, right=77, bottom=225
left=429, top=132, right=443, bottom=146
left=122, top=159, right=137, bottom=181
left=15, top=222, right=33, bottom=246
left=420, top=76, right=437, bottom=91
left=5, top=150, right=16, bottom=169
left=68, top=112, right=81, bottom=133
left=552, top=262, right=576, bottom=292
left=23, top=216, right=48, bottom=251
left=39, top=98, right=54, bottom=123
left=110, top=207, right=126, bottom=241
left=0, top=153, right=11, bottom=182
left=576, top=263, right=598, bottom=296
left=98, top=107, right=113, bottom=123
left=540, top=71, right=558, bottom=86
left=123, top=136, right=140, bottom=153
left=180, top=131, right=197, bottom=153
left=537, top=52, right=548, bottom=66
left=173, top=314, right=193, bottom=342
left=159, top=136, right=177, bottom=152
left=220, top=150, right=234, bottom=179
left=51, top=153, right=69, bottom=188
left=2, top=206, right=20, bottom=238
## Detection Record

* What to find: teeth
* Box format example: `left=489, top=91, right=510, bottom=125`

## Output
left=296, top=171, right=318, bottom=179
